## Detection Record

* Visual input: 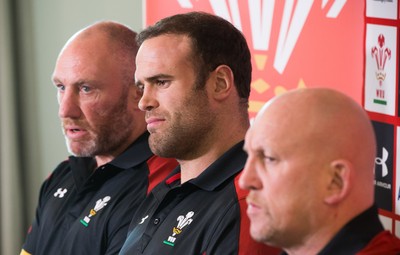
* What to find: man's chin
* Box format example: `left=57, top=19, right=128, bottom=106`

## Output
left=66, top=142, right=95, bottom=157
left=66, top=147, right=82, bottom=157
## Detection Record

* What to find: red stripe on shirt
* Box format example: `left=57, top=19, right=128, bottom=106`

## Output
left=146, top=156, right=178, bottom=194
left=166, top=173, right=181, bottom=185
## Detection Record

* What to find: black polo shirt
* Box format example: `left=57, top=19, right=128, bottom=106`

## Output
left=281, top=206, right=389, bottom=255
left=22, top=132, right=178, bottom=255
left=119, top=141, right=280, bottom=255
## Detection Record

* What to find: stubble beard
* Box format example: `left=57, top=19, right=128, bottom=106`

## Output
left=65, top=95, right=134, bottom=157
left=148, top=89, right=214, bottom=160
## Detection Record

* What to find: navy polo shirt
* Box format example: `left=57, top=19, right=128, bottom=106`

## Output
left=22, top=132, right=178, bottom=255
left=119, top=141, right=281, bottom=255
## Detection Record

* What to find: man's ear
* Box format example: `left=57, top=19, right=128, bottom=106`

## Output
left=324, top=159, right=352, bottom=205
left=211, top=65, right=234, bottom=101
left=130, top=85, right=143, bottom=110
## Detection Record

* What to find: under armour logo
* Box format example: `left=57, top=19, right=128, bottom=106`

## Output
left=139, top=215, right=149, bottom=224
left=375, top=147, right=388, bottom=178
left=54, top=188, right=68, bottom=198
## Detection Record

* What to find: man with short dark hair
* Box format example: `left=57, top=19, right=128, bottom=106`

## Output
left=119, top=12, right=280, bottom=255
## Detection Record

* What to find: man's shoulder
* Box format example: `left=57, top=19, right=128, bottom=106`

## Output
left=42, top=158, right=72, bottom=184
left=358, top=230, right=400, bottom=255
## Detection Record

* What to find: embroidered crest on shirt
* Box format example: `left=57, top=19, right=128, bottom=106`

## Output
left=54, top=188, right=68, bottom=198
left=80, top=196, right=111, bottom=227
left=163, top=211, right=195, bottom=247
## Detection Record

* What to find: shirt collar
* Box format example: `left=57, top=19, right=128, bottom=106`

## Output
left=281, top=205, right=384, bottom=255
left=108, top=132, right=153, bottom=169
left=164, top=141, right=246, bottom=191
left=318, top=205, right=384, bottom=254
left=69, top=132, right=153, bottom=192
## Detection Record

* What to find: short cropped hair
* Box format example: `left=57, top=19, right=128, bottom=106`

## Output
left=137, top=12, right=252, bottom=102
left=79, top=21, right=138, bottom=87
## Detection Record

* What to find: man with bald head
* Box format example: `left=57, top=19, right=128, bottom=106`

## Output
left=20, top=21, right=177, bottom=255
left=239, top=88, right=400, bottom=254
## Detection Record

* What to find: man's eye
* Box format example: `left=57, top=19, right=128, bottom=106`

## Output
left=56, top=84, right=65, bottom=91
left=264, top=156, right=276, bottom=163
left=257, top=151, right=275, bottom=163
left=136, top=84, right=144, bottom=90
left=80, top=85, right=91, bottom=93
left=156, top=80, right=168, bottom=86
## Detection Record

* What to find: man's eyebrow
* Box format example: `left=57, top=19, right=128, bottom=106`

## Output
left=51, top=78, right=95, bottom=87
left=51, top=76, right=60, bottom=84
left=135, top=74, right=174, bottom=85
left=145, top=74, right=173, bottom=82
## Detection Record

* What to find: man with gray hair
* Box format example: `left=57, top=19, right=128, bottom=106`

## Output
left=21, top=21, right=177, bottom=255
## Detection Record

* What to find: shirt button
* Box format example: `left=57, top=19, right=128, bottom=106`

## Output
left=154, top=218, right=160, bottom=225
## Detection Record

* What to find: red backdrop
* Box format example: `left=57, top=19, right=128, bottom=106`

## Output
left=144, top=0, right=364, bottom=118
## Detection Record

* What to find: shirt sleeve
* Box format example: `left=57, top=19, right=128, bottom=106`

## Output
left=357, top=231, right=400, bottom=255
left=21, top=174, right=54, bottom=253
left=21, top=160, right=70, bottom=253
